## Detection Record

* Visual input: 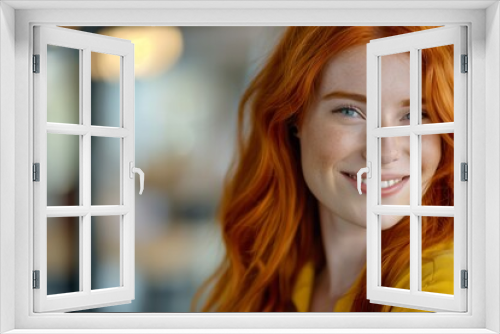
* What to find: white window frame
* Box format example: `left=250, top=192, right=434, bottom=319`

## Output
left=0, top=1, right=498, bottom=333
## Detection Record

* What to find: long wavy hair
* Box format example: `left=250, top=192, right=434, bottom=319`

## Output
left=191, top=26, right=454, bottom=312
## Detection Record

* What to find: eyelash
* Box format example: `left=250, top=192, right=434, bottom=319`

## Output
left=402, top=110, right=430, bottom=120
left=332, top=106, right=429, bottom=121
left=332, top=105, right=365, bottom=119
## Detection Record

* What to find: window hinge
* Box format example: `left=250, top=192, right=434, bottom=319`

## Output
left=461, top=54, right=468, bottom=73
left=461, top=162, right=468, bottom=181
left=33, top=270, right=40, bottom=289
left=33, top=54, right=40, bottom=73
left=461, top=270, right=468, bottom=289
left=33, top=163, right=40, bottom=182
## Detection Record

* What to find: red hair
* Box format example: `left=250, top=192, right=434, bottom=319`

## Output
left=191, top=26, right=454, bottom=312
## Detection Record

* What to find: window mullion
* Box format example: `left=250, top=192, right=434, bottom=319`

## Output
left=416, top=48, right=424, bottom=292
left=413, top=123, right=454, bottom=135
left=90, top=205, right=129, bottom=215
left=90, top=127, right=129, bottom=138
left=82, top=47, right=92, bottom=295
left=373, top=126, right=411, bottom=137
left=78, top=48, right=84, bottom=293
left=374, top=123, right=455, bottom=138
left=409, top=48, right=420, bottom=295
left=46, top=123, right=87, bottom=135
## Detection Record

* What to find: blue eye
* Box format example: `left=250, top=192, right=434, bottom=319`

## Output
left=334, top=106, right=364, bottom=119
left=402, top=111, right=429, bottom=121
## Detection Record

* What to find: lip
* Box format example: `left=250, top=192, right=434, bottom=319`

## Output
left=341, top=172, right=409, bottom=197
left=379, top=176, right=409, bottom=197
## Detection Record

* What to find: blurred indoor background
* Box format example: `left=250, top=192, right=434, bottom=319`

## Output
left=46, top=26, right=286, bottom=312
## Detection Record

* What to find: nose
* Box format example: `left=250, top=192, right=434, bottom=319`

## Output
left=381, top=137, right=401, bottom=165
left=381, top=114, right=400, bottom=128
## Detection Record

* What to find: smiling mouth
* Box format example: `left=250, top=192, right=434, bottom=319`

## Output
left=342, top=172, right=410, bottom=189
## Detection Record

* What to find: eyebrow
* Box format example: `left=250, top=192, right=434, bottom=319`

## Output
left=401, top=98, right=427, bottom=107
left=322, top=91, right=366, bottom=103
left=323, top=91, right=427, bottom=107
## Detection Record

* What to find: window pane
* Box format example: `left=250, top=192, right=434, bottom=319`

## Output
left=47, top=45, right=80, bottom=124
left=380, top=215, right=410, bottom=291
left=421, top=216, right=454, bottom=295
left=47, top=133, right=79, bottom=206
left=91, top=216, right=121, bottom=290
left=91, top=136, right=121, bottom=205
left=91, top=52, right=121, bottom=127
left=421, top=45, right=454, bottom=124
left=380, top=136, right=410, bottom=205
left=47, top=217, right=80, bottom=295
left=421, top=133, right=453, bottom=206
left=380, top=52, right=410, bottom=128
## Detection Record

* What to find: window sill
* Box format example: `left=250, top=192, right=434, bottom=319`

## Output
left=3, top=329, right=498, bottom=334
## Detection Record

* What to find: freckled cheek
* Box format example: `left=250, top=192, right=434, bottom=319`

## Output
left=302, top=127, right=361, bottom=171
left=421, top=134, right=442, bottom=182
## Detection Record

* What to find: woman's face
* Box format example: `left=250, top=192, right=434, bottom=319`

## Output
left=298, top=45, right=442, bottom=230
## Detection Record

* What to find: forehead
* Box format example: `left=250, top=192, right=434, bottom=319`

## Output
left=319, top=45, right=410, bottom=98
left=319, top=45, right=367, bottom=96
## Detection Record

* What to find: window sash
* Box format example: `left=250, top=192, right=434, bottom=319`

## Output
left=33, top=25, right=136, bottom=313
left=366, top=25, right=468, bottom=312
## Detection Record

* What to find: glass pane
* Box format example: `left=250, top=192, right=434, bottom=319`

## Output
left=47, top=217, right=80, bottom=295
left=91, top=52, right=121, bottom=127
left=380, top=136, right=410, bottom=205
left=91, top=216, right=121, bottom=290
left=421, top=216, right=454, bottom=295
left=91, top=137, right=120, bottom=205
left=381, top=215, right=410, bottom=290
left=47, top=45, right=80, bottom=124
left=380, top=52, right=410, bottom=128
left=421, top=45, right=454, bottom=124
left=47, top=134, right=79, bottom=206
left=420, top=133, right=453, bottom=206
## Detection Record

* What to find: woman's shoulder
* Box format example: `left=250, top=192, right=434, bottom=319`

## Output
left=389, top=241, right=454, bottom=312
left=291, top=261, right=315, bottom=312
left=421, top=241, right=454, bottom=294
left=393, top=241, right=454, bottom=290
left=291, top=242, right=454, bottom=312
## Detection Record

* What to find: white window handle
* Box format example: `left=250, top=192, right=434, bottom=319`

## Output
left=357, top=162, right=371, bottom=195
left=129, top=161, right=144, bottom=195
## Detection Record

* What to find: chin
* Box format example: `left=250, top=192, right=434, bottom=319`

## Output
left=381, top=217, right=407, bottom=230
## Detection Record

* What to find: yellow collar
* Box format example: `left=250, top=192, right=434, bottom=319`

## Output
left=291, top=261, right=364, bottom=312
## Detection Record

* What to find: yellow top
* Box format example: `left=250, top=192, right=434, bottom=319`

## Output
left=291, top=242, right=454, bottom=312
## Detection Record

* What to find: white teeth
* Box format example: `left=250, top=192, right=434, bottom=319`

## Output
left=380, top=179, right=403, bottom=188
left=345, top=173, right=404, bottom=188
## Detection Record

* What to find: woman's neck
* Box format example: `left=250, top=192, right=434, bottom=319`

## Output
left=318, top=205, right=367, bottom=300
